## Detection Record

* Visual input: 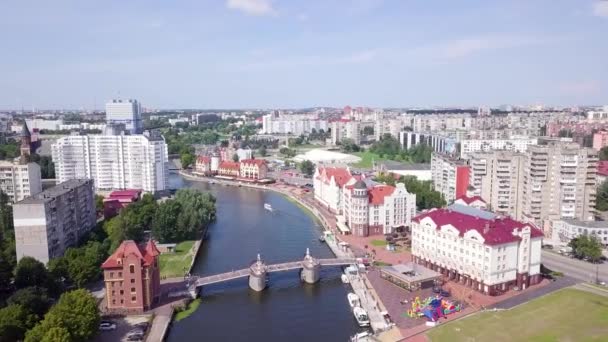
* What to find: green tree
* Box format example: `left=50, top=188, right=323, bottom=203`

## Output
left=41, top=327, right=71, bottom=342
left=600, top=146, right=608, bottom=161
left=362, top=126, right=374, bottom=135
left=258, top=145, right=267, bottom=157
left=568, top=235, right=603, bottom=262
left=7, top=287, right=52, bottom=319
left=279, top=147, right=296, bottom=158
left=95, top=195, right=104, bottom=215
left=299, top=160, right=315, bottom=176
left=375, top=174, right=446, bottom=210
left=340, top=138, right=360, bottom=153
left=597, top=180, right=608, bottom=211
left=25, top=289, right=100, bottom=342
left=14, top=257, right=50, bottom=290
left=0, top=304, right=36, bottom=341
left=232, top=153, right=239, bottom=162
left=181, top=153, right=195, bottom=169
left=152, top=200, right=182, bottom=242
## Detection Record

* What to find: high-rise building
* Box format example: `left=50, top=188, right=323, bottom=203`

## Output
left=105, top=99, right=142, bottom=134
left=459, top=137, right=537, bottom=158
left=431, top=153, right=470, bottom=204
left=0, top=160, right=42, bottom=203
left=51, top=130, right=168, bottom=192
left=469, top=151, right=526, bottom=220
left=522, top=142, right=597, bottom=226
left=13, top=179, right=96, bottom=263
left=331, top=120, right=361, bottom=145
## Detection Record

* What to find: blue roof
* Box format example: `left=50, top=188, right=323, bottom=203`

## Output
left=447, top=203, right=497, bottom=220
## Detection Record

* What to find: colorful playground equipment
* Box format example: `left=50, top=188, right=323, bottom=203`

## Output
left=405, top=296, right=462, bottom=321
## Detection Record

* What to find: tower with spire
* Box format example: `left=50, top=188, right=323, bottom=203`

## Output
left=19, top=121, right=32, bottom=158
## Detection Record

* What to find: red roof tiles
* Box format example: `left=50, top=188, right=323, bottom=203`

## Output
left=197, top=156, right=211, bottom=163
left=413, top=209, right=544, bottom=245
left=368, top=185, right=395, bottom=205
left=102, top=240, right=160, bottom=269
left=455, top=195, right=486, bottom=205
left=318, top=166, right=352, bottom=187
left=240, top=159, right=266, bottom=166
left=219, top=161, right=240, bottom=170
left=598, top=161, right=608, bottom=177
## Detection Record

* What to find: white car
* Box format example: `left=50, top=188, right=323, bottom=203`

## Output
left=99, top=322, right=116, bottom=331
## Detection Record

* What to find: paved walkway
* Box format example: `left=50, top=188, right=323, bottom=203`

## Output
left=489, top=276, right=578, bottom=310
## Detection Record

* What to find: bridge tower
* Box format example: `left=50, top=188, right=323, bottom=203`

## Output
left=249, top=254, right=267, bottom=291
left=300, top=248, right=320, bottom=284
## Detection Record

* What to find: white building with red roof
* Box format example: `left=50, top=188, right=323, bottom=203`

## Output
left=313, top=166, right=354, bottom=213
left=411, top=204, right=543, bottom=296
left=454, top=195, right=487, bottom=210
left=240, top=159, right=268, bottom=180
left=194, top=155, right=212, bottom=176
left=342, top=179, right=416, bottom=236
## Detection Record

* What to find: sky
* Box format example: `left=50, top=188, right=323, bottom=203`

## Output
left=0, top=0, right=607, bottom=110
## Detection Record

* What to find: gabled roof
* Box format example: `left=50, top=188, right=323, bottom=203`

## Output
left=219, top=161, right=240, bottom=170
left=108, top=189, right=141, bottom=200
left=240, top=158, right=266, bottom=166
left=413, top=207, right=543, bottom=245
left=318, top=166, right=352, bottom=187
left=368, top=185, right=395, bottom=205
left=197, top=155, right=211, bottom=163
left=20, top=122, right=31, bottom=138
left=102, top=240, right=160, bottom=269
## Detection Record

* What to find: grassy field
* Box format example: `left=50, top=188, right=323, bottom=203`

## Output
left=427, top=288, right=608, bottom=342
left=370, top=239, right=388, bottom=246
left=350, top=151, right=388, bottom=168
left=159, top=240, right=196, bottom=278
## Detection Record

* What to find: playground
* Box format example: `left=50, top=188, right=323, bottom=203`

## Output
left=427, top=288, right=608, bottom=342
left=405, top=296, right=462, bottom=322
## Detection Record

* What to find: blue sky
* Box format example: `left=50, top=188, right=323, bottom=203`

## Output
left=0, top=0, right=607, bottom=109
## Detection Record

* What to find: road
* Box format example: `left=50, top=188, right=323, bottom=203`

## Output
left=542, top=251, right=608, bottom=283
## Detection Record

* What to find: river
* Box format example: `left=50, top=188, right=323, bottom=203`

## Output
left=165, top=174, right=359, bottom=341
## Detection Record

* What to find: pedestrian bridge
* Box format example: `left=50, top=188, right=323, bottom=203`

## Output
left=186, top=249, right=357, bottom=297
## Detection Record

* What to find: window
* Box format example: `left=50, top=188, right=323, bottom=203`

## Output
left=131, top=296, right=136, bottom=302
left=130, top=265, right=135, bottom=273
left=112, top=299, right=116, bottom=305
left=131, top=287, right=136, bottom=293
left=131, top=279, right=135, bottom=284
left=110, top=272, right=114, bottom=278
left=120, top=299, right=124, bottom=304
left=120, top=290, right=124, bottom=295
left=118, top=272, right=122, bottom=277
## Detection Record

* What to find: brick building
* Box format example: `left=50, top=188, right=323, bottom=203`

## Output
left=101, top=240, right=161, bottom=313
left=217, top=161, right=240, bottom=177
left=239, top=159, right=268, bottom=180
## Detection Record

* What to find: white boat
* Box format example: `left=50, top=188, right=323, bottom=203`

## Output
left=353, top=307, right=370, bottom=327
left=319, top=235, right=325, bottom=242
left=264, top=203, right=273, bottom=211
left=347, top=292, right=360, bottom=308
left=341, top=274, right=350, bottom=284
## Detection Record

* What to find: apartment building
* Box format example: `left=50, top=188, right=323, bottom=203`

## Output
left=0, top=160, right=42, bottom=202
left=374, top=118, right=402, bottom=141
left=261, top=114, right=328, bottom=135
left=522, top=142, right=597, bottom=227
left=411, top=204, right=543, bottom=295
left=460, top=137, right=537, bottom=158
left=549, top=219, right=608, bottom=247
left=105, top=99, right=143, bottom=134
left=431, top=153, right=470, bottom=204
left=342, top=180, right=416, bottom=236
left=331, top=120, right=361, bottom=145
left=52, top=130, right=169, bottom=192
left=593, top=131, right=608, bottom=150
left=313, top=166, right=353, bottom=213
left=399, top=132, right=457, bottom=154
left=469, top=151, right=526, bottom=220
left=239, top=159, right=268, bottom=180
left=102, top=240, right=161, bottom=313
left=13, top=179, right=96, bottom=263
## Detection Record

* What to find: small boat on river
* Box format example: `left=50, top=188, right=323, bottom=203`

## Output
left=264, top=203, right=273, bottom=211
left=341, top=274, right=350, bottom=284
left=353, top=307, right=370, bottom=327
left=347, top=292, right=360, bottom=308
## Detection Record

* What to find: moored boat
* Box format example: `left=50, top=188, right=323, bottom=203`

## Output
left=353, top=307, right=370, bottom=327
left=264, top=203, right=273, bottom=211
left=347, top=292, right=360, bottom=308
left=341, top=274, right=350, bottom=284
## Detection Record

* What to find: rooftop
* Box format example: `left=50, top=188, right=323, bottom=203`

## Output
left=102, top=240, right=160, bottom=269
left=15, top=179, right=91, bottom=205
left=380, top=263, right=441, bottom=283
left=455, top=195, right=486, bottom=205
left=379, top=160, right=431, bottom=171
left=560, top=219, right=608, bottom=229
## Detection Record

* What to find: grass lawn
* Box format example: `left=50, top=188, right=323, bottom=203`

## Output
left=370, top=239, right=388, bottom=247
left=159, top=240, right=196, bottom=278
left=175, top=298, right=201, bottom=321
left=427, top=288, right=608, bottom=342
left=350, top=151, right=387, bottom=168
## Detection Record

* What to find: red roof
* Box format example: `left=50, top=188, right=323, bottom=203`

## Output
left=598, top=161, right=608, bottom=177
left=219, top=161, right=240, bottom=170
left=318, top=166, right=352, bottom=187
left=368, top=185, right=395, bottom=205
left=455, top=195, right=486, bottom=205
left=413, top=209, right=544, bottom=245
left=107, top=189, right=141, bottom=201
left=240, top=159, right=266, bottom=166
left=101, top=240, right=159, bottom=269
left=197, top=156, right=211, bottom=163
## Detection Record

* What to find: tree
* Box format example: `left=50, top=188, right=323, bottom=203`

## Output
left=95, top=195, right=104, bottom=216
left=232, top=153, right=239, bottom=162
left=568, top=235, right=603, bottom=262
left=41, top=327, right=71, bottom=342
left=152, top=200, right=182, bottom=243
left=14, top=257, right=50, bottom=290
left=299, top=160, right=315, bottom=176
left=181, top=153, right=195, bottom=169
left=600, top=146, right=608, bottom=161
left=340, top=138, right=360, bottom=153
left=362, top=126, right=374, bottom=135
left=7, top=287, right=52, bottom=319
left=258, top=145, right=267, bottom=157
left=25, top=289, right=100, bottom=342
left=279, top=148, right=296, bottom=158
left=375, top=174, right=446, bottom=210
left=0, top=304, right=35, bottom=341
left=597, top=180, right=608, bottom=211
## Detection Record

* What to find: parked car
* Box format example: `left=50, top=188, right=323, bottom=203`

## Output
left=127, top=335, right=144, bottom=342
left=439, top=290, right=451, bottom=297
left=128, top=328, right=145, bottom=337
left=99, top=322, right=116, bottom=331
left=134, top=322, right=150, bottom=331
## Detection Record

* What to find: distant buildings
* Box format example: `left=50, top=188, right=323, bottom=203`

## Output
left=431, top=153, right=470, bottom=204
left=239, top=159, right=268, bottom=180
left=399, top=132, right=456, bottom=154
left=593, top=131, right=608, bottom=150
left=261, top=114, right=328, bottom=135
left=549, top=219, right=608, bottom=247
left=105, top=99, right=143, bottom=134
left=331, top=120, right=361, bottom=145
left=411, top=204, right=544, bottom=295
left=101, top=240, right=161, bottom=313
left=196, top=156, right=268, bottom=180
left=13, top=179, right=96, bottom=263
left=217, top=161, right=241, bottom=178
left=459, top=137, right=537, bottom=158
left=453, top=195, right=487, bottom=211
left=103, top=189, right=142, bottom=218
left=52, top=130, right=169, bottom=192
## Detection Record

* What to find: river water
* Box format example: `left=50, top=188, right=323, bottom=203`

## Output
left=165, top=175, right=359, bottom=341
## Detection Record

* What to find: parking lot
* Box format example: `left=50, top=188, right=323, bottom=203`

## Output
left=93, top=315, right=152, bottom=342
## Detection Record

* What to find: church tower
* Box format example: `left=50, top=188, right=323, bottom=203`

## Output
left=20, top=121, right=32, bottom=157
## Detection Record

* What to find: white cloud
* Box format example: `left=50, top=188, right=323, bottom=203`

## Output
left=226, top=0, right=277, bottom=16
left=593, top=1, right=608, bottom=17
left=426, top=34, right=555, bottom=60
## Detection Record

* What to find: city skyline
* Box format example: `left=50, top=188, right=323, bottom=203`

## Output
left=1, top=0, right=607, bottom=109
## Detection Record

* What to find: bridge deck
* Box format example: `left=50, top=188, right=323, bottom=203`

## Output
left=192, top=258, right=357, bottom=287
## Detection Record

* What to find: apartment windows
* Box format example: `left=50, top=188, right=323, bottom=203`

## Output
left=130, top=265, right=135, bottom=273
